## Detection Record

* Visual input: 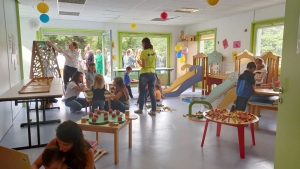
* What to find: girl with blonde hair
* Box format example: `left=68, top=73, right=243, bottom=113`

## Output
left=91, top=74, right=106, bottom=111
left=254, top=57, right=267, bottom=86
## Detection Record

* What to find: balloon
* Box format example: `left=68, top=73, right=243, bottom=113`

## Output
left=175, top=45, right=182, bottom=52
left=207, top=0, right=219, bottom=6
left=27, top=18, right=41, bottom=31
left=176, top=51, right=182, bottom=58
left=181, top=47, right=188, bottom=54
left=40, top=14, right=50, bottom=23
left=37, top=2, right=49, bottom=13
left=160, top=11, right=168, bottom=20
left=180, top=56, right=186, bottom=63
left=131, top=23, right=137, bottom=29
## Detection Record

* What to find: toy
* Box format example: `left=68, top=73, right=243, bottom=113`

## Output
left=109, top=109, right=113, bottom=113
left=92, top=117, right=97, bottom=122
left=104, top=112, right=108, bottom=116
left=81, top=117, right=86, bottom=123
left=94, top=114, right=98, bottom=118
left=89, top=112, right=93, bottom=116
left=112, top=113, right=116, bottom=117
left=118, top=116, right=122, bottom=121
left=104, top=115, right=108, bottom=120
left=116, top=110, right=120, bottom=115
left=205, top=109, right=257, bottom=124
left=162, top=106, right=172, bottom=112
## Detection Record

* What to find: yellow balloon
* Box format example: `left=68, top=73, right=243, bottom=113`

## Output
left=207, top=0, right=219, bottom=6
left=179, top=56, right=186, bottom=63
left=131, top=23, right=137, bottom=29
left=37, top=2, right=49, bottom=13
left=175, top=45, right=182, bottom=52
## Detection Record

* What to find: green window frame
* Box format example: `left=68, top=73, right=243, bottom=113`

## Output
left=196, top=28, right=217, bottom=53
left=117, top=31, right=171, bottom=68
left=36, top=28, right=105, bottom=40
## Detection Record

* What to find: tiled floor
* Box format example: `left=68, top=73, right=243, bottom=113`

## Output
left=0, top=88, right=277, bottom=169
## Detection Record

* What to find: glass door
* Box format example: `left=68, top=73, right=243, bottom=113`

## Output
left=102, top=30, right=113, bottom=81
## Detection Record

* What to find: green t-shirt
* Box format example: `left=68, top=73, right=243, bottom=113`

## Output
left=140, top=49, right=157, bottom=74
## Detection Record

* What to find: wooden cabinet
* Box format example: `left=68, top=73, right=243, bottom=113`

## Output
left=176, top=41, right=197, bottom=79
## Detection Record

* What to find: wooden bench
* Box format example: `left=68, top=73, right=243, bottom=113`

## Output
left=247, top=101, right=278, bottom=130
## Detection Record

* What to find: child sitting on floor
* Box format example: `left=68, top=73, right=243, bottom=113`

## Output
left=86, top=63, right=96, bottom=89
left=42, top=146, right=68, bottom=169
left=92, top=74, right=106, bottom=111
left=154, top=84, right=162, bottom=102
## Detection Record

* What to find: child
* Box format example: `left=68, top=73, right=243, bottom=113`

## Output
left=254, top=58, right=267, bottom=86
left=235, top=62, right=256, bottom=111
left=42, top=146, right=68, bottom=169
left=86, top=63, right=96, bottom=89
left=154, top=84, right=162, bottom=102
left=155, top=73, right=165, bottom=99
left=92, top=74, right=106, bottom=111
left=124, top=66, right=133, bottom=99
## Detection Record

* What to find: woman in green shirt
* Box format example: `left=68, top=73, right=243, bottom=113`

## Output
left=134, top=38, right=157, bottom=116
left=95, top=49, right=103, bottom=74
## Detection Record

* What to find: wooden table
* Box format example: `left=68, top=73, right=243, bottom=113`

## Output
left=205, top=73, right=228, bottom=95
left=201, top=111, right=259, bottom=159
left=0, top=78, right=63, bottom=150
left=76, top=114, right=138, bottom=164
left=254, top=88, right=279, bottom=96
left=83, top=90, right=115, bottom=113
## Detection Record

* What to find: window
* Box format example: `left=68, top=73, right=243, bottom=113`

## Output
left=197, top=29, right=216, bottom=55
left=252, top=18, right=284, bottom=74
left=118, top=32, right=170, bottom=69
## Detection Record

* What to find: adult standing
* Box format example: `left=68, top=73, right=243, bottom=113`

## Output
left=134, top=37, right=157, bottom=116
left=123, top=49, right=135, bottom=68
left=85, top=45, right=94, bottom=71
left=31, top=120, right=94, bottom=169
left=46, top=41, right=79, bottom=91
left=77, top=49, right=83, bottom=72
left=95, top=49, right=103, bottom=74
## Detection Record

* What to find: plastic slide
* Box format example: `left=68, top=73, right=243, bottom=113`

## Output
left=163, top=65, right=202, bottom=97
left=204, top=72, right=239, bottom=104
left=216, top=87, right=237, bottom=109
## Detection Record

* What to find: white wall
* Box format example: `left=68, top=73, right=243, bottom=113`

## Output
left=20, top=18, right=185, bottom=81
left=186, top=4, right=285, bottom=72
left=0, top=0, right=22, bottom=140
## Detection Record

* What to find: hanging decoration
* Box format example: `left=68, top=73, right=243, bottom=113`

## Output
left=27, top=18, right=41, bottom=31
left=206, top=0, right=219, bottom=6
left=175, top=45, right=182, bottom=52
left=181, top=47, right=188, bottom=54
left=40, top=14, right=50, bottom=23
left=179, top=56, right=186, bottom=63
left=112, top=41, right=115, bottom=49
left=176, top=51, right=182, bottom=58
left=37, top=2, right=49, bottom=13
left=160, top=11, right=168, bottom=20
left=131, top=23, right=137, bottom=29
left=112, top=55, right=116, bottom=60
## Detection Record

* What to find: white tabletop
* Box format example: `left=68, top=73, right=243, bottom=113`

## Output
left=0, top=78, right=63, bottom=101
left=113, top=68, right=174, bottom=72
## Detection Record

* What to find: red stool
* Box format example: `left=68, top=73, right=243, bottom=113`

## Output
left=201, top=119, right=256, bottom=159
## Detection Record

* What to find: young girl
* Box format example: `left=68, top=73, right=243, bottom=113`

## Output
left=154, top=84, right=162, bottom=102
left=64, top=71, right=88, bottom=113
left=86, top=63, right=96, bottom=89
left=92, top=74, right=106, bottom=111
left=32, top=120, right=94, bottom=169
left=42, top=146, right=67, bottom=169
left=254, top=58, right=268, bottom=86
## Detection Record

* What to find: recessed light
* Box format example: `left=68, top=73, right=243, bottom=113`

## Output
left=175, top=8, right=199, bottom=13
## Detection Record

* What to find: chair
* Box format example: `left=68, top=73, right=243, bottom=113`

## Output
left=260, top=52, right=280, bottom=84
left=193, top=52, right=207, bottom=93
left=235, top=50, right=255, bottom=75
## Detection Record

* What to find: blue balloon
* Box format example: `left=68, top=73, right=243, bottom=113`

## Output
left=176, top=51, right=182, bottom=58
left=40, top=14, right=50, bottom=23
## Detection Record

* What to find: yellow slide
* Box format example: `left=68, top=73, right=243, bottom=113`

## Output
left=163, top=64, right=196, bottom=94
left=216, top=87, right=237, bottom=109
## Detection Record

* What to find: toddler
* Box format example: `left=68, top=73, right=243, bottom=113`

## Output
left=92, top=74, right=106, bottom=111
left=42, top=146, right=67, bottom=169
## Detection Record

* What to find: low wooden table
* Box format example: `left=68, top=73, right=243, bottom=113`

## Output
left=83, top=90, right=115, bottom=113
left=201, top=111, right=259, bottom=159
left=76, top=114, right=138, bottom=164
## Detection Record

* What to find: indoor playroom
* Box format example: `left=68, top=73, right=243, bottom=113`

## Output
left=0, top=0, right=299, bottom=169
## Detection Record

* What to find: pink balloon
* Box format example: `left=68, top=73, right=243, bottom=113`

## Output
left=181, top=47, right=188, bottom=54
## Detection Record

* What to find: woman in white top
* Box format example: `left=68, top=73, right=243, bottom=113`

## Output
left=46, top=41, right=79, bottom=90
left=64, top=71, right=88, bottom=113
left=254, top=58, right=268, bottom=86
left=123, top=49, right=134, bottom=68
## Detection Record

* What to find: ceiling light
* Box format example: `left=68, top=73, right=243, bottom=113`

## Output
left=175, top=8, right=199, bottom=13
left=59, top=11, right=80, bottom=16
left=58, top=0, right=86, bottom=4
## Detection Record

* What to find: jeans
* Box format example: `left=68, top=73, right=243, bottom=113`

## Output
left=92, top=100, right=105, bottom=111
left=65, top=97, right=87, bottom=111
left=235, top=96, right=249, bottom=111
left=138, top=73, right=156, bottom=111
left=137, top=88, right=148, bottom=104
left=104, top=100, right=129, bottom=112
left=63, top=65, right=78, bottom=90
left=126, top=85, right=133, bottom=98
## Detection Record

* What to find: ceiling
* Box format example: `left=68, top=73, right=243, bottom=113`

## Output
left=18, top=0, right=285, bottom=26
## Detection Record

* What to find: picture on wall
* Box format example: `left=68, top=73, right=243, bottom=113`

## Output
left=233, top=41, right=241, bottom=48
left=297, top=14, right=300, bottom=55
left=222, top=39, right=228, bottom=49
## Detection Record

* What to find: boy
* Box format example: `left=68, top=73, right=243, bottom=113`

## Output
left=124, top=66, right=133, bottom=99
left=235, top=62, right=256, bottom=111
left=42, top=146, right=68, bottom=169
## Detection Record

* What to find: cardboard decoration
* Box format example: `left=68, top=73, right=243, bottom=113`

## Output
left=233, top=41, right=241, bottom=48
left=222, top=39, right=228, bottom=49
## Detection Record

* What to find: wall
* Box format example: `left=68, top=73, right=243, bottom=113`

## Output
left=20, top=18, right=185, bottom=81
left=0, top=0, right=22, bottom=140
left=186, top=4, right=285, bottom=72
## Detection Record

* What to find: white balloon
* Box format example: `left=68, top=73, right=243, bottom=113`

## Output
left=27, top=18, right=41, bottom=31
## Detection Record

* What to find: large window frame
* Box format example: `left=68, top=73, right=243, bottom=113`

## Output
left=36, top=28, right=104, bottom=40
left=196, top=28, right=217, bottom=53
left=117, top=31, right=171, bottom=68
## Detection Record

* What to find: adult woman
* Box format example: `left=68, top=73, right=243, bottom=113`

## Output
left=46, top=41, right=79, bottom=91
left=106, top=76, right=129, bottom=112
left=95, top=49, right=103, bottom=74
left=134, top=38, right=157, bottom=116
left=123, top=49, right=134, bottom=68
left=31, top=120, right=94, bottom=169
left=85, top=45, right=94, bottom=70
left=65, top=71, right=88, bottom=113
